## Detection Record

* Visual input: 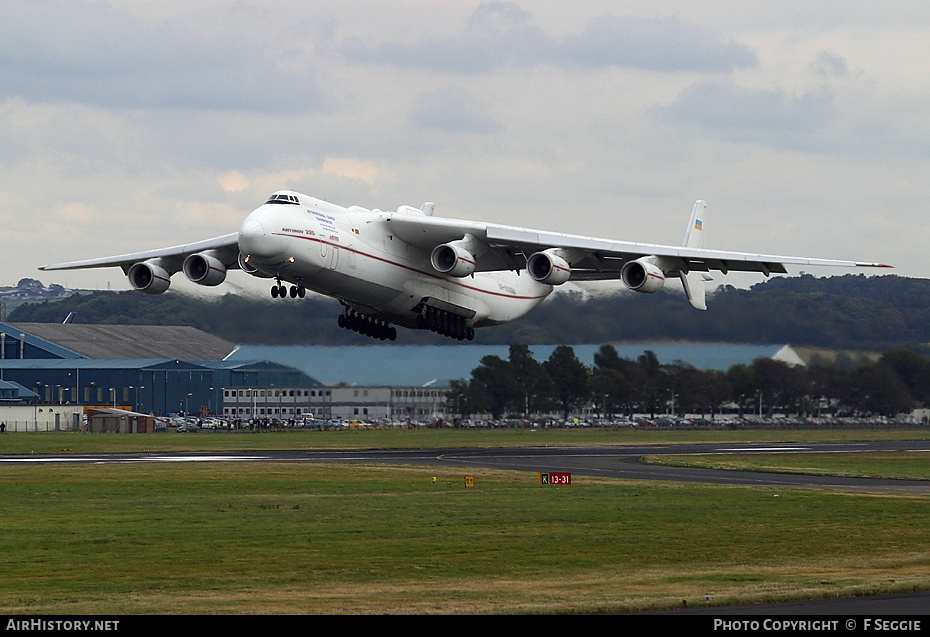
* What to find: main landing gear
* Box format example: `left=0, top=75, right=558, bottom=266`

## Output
left=338, top=309, right=397, bottom=341
left=416, top=305, right=475, bottom=341
left=271, top=280, right=306, bottom=298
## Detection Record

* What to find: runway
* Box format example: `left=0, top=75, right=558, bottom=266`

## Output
left=5, top=439, right=930, bottom=494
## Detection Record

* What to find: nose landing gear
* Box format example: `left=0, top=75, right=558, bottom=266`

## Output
left=270, top=279, right=305, bottom=298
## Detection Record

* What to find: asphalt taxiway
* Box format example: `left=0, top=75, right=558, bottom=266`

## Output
left=6, top=439, right=929, bottom=495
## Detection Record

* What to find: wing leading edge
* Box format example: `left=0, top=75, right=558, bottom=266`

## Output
left=390, top=205, right=891, bottom=278
left=39, top=233, right=241, bottom=275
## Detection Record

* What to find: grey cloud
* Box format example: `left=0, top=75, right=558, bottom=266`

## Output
left=656, top=80, right=835, bottom=132
left=342, top=2, right=553, bottom=73
left=562, top=15, right=756, bottom=72
left=408, top=87, right=504, bottom=134
left=811, top=51, right=849, bottom=76
left=0, top=1, right=325, bottom=113
left=341, top=2, right=755, bottom=74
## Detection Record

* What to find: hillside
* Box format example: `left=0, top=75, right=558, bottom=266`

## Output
left=7, top=274, right=930, bottom=349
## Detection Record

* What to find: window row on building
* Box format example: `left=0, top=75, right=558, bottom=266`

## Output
left=221, top=386, right=449, bottom=422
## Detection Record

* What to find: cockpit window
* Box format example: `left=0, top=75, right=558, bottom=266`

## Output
left=264, top=193, right=300, bottom=205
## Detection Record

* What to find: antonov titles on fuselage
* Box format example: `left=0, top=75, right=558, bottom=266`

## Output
left=40, top=191, right=891, bottom=342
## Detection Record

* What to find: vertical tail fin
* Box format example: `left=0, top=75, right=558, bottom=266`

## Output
left=680, top=200, right=709, bottom=310
left=681, top=200, right=706, bottom=249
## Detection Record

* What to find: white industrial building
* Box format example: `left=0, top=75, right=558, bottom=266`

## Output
left=221, top=385, right=448, bottom=423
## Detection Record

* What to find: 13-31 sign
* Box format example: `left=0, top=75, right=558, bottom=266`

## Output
left=538, top=472, right=571, bottom=485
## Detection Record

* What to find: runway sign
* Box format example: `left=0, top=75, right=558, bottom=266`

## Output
left=538, top=472, right=571, bottom=485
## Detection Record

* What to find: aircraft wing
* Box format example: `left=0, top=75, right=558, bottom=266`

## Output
left=39, top=233, right=241, bottom=275
left=388, top=214, right=890, bottom=278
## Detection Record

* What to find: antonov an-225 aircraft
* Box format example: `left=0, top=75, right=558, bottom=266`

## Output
left=40, top=191, right=891, bottom=342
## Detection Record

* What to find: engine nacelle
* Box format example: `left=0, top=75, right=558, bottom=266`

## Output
left=431, top=243, right=476, bottom=277
left=127, top=260, right=171, bottom=294
left=621, top=258, right=666, bottom=293
left=237, top=253, right=272, bottom=278
left=526, top=250, right=571, bottom=285
left=183, top=252, right=227, bottom=286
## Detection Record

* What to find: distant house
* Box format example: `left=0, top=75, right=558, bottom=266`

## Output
left=86, top=408, right=157, bottom=433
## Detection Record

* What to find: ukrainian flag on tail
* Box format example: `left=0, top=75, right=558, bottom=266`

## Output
left=681, top=201, right=708, bottom=310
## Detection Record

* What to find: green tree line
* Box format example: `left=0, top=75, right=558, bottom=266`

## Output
left=8, top=273, right=930, bottom=349
left=447, top=344, right=928, bottom=420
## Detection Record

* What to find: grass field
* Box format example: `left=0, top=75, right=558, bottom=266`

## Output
left=645, top=451, right=930, bottom=481
left=0, top=429, right=928, bottom=614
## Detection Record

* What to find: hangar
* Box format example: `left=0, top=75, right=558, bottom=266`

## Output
left=0, top=322, right=318, bottom=416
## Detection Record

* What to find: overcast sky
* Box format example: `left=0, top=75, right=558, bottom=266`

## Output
left=3, top=1, right=928, bottom=297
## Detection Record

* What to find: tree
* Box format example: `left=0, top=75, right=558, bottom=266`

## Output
left=467, top=355, right=521, bottom=420
left=543, top=345, right=590, bottom=419
left=589, top=367, right=626, bottom=418
left=593, top=344, right=623, bottom=370
left=445, top=379, right=478, bottom=419
left=878, top=349, right=930, bottom=406
left=637, top=350, right=664, bottom=418
left=664, top=361, right=705, bottom=418
left=16, top=278, right=44, bottom=291
left=589, top=346, right=651, bottom=417
left=699, top=370, right=733, bottom=419
left=806, top=363, right=850, bottom=416
left=508, top=344, right=551, bottom=416
left=848, top=362, right=915, bottom=417
left=751, top=358, right=807, bottom=415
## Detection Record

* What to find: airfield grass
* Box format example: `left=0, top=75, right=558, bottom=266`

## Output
left=1, top=459, right=929, bottom=613
left=645, top=451, right=930, bottom=481
left=1, top=429, right=929, bottom=614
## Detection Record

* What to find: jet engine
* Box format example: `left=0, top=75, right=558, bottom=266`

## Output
left=526, top=250, right=571, bottom=286
left=620, top=258, right=666, bottom=293
left=183, top=252, right=227, bottom=286
left=431, top=242, right=476, bottom=277
left=127, top=260, right=171, bottom=294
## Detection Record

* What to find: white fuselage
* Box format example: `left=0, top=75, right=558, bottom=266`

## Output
left=237, top=193, right=552, bottom=329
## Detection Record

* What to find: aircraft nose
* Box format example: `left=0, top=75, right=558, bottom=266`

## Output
left=241, top=216, right=265, bottom=239
left=238, top=213, right=272, bottom=257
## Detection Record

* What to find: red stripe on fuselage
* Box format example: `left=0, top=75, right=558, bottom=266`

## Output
left=271, top=232, right=548, bottom=301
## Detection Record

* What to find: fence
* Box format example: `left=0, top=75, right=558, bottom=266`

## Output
left=0, top=419, right=81, bottom=432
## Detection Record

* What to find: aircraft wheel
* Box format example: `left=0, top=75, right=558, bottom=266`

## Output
left=289, top=285, right=298, bottom=298
left=388, top=327, right=397, bottom=341
left=271, top=285, right=279, bottom=298
left=297, top=285, right=306, bottom=298
left=337, top=314, right=346, bottom=329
